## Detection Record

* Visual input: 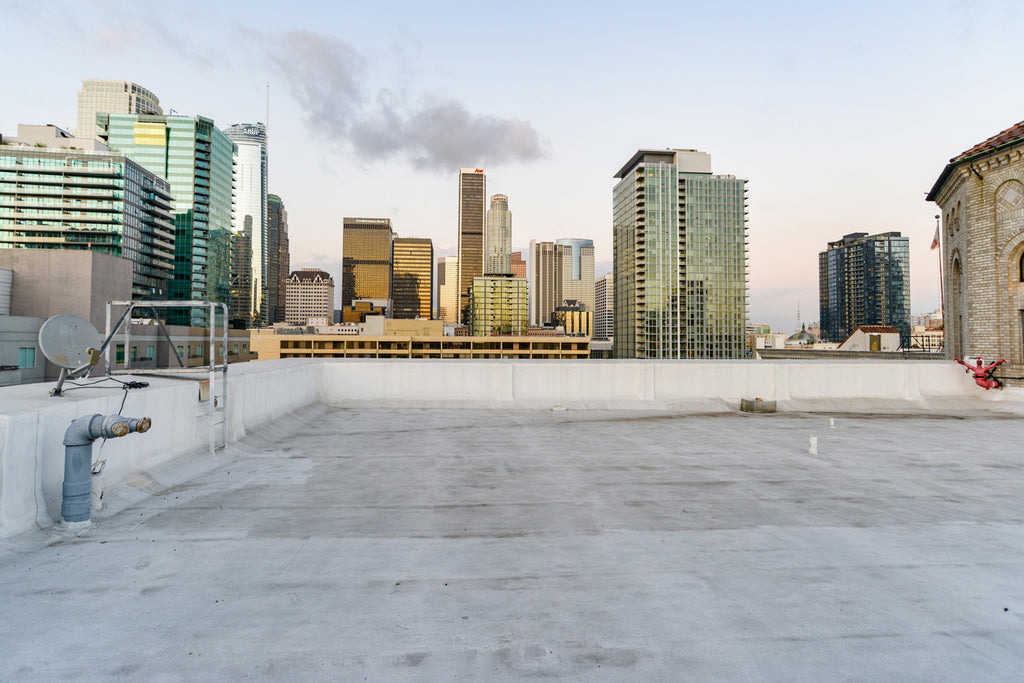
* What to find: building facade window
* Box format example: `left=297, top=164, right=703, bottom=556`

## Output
left=18, top=347, right=35, bottom=368
left=116, top=344, right=125, bottom=363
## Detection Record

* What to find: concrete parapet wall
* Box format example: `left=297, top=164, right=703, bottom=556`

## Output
left=0, top=359, right=321, bottom=539
left=322, top=359, right=1023, bottom=413
left=3, top=357, right=1022, bottom=539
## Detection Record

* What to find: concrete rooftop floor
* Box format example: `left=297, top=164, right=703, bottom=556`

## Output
left=2, top=404, right=1024, bottom=681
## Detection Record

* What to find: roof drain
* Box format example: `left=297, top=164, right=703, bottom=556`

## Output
left=62, top=414, right=151, bottom=524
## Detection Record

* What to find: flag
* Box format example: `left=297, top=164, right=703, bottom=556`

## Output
left=930, top=224, right=940, bottom=250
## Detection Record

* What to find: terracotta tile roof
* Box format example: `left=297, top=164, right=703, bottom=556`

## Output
left=855, top=325, right=900, bottom=334
left=950, top=120, right=1024, bottom=162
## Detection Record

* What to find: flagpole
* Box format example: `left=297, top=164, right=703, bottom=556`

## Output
left=934, top=215, right=945, bottom=352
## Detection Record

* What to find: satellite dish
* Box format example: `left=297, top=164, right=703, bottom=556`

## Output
left=38, top=314, right=104, bottom=396
left=39, top=314, right=102, bottom=369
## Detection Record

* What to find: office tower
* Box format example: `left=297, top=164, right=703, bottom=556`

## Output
left=437, top=255, right=460, bottom=322
left=99, top=113, right=234, bottom=326
left=470, top=276, right=528, bottom=336
left=74, top=79, right=162, bottom=140
left=0, top=143, right=174, bottom=299
left=342, top=217, right=393, bottom=308
left=613, top=149, right=749, bottom=359
left=392, top=238, right=433, bottom=319
left=484, top=193, right=512, bottom=275
left=457, top=168, right=485, bottom=324
left=818, top=232, right=910, bottom=347
left=511, top=251, right=526, bottom=278
left=229, top=222, right=252, bottom=327
left=594, top=272, right=614, bottom=340
left=556, top=238, right=595, bottom=312
left=285, top=268, right=334, bottom=324
left=223, top=123, right=268, bottom=328
left=529, top=240, right=556, bottom=326
left=267, top=194, right=289, bottom=323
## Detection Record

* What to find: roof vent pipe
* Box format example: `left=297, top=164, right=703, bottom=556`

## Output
left=62, top=414, right=151, bottom=523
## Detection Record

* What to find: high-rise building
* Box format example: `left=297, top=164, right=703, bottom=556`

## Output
left=529, top=239, right=595, bottom=326
left=0, top=142, right=174, bottom=300
left=484, top=193, right=511, bottom=275
left=529, top=240, right=557, bottom=326
left=437, top=255, right=460, bottom=322
left=267, top=194, right=289, bottom=324
left=594, top=272, right=614, bottom=340
left=457, top=168, right=485, bottom=324
left=613, top=149, right=749, bottom=359
left=511, top=251, right=526, bottom=278
left=470, top=275, right=528, bottom=336
left=74, top=79, right=162, bottom=140
left=556, top=238, right=595, bottom=312
left=285, top=268, right=334, bottom=324
left=229, top=221, right=252, bottom=327
left=223, top=123, right=268, bottom=328
left=392, top=238, right=433, bottom=319
left=99, top=113, right=235, bottom=325
left=818, top=232, right=910, bottom=348
left=342, top=217, right=393, bottom=308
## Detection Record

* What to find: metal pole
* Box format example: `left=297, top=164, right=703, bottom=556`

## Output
left=124, top=303, right=133, bottom=372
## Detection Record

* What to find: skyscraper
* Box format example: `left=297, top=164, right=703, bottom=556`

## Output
left=556, top=238, right=595, bottom=311
left=594, top=272, right=614, bottom=340
left=0, top=143, right=174, bottom=300
left=818, top=232, right=910, bottom=347
left=99, top=113, right=235, bottom=325
left=267, top=194, right=290, bottom=324
left=484, top=193, right=511, bottom=275
left=613, top=149, right=749, bottom=359
left=457, top=168, right=485, bottom=324
left=342, top=217, right=393, bottom=308
left=529, top=240, right=557, bottom=326
left=392, top=238, right=433, bottom=319
left=223, top=123, right=268, bottom=328
left=437, top=255, right=460, bottom=322
left=74, top=79, right=162, bottom=140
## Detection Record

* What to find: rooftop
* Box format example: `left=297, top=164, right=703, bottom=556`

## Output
left=2, top=360, right=1023, bottom=679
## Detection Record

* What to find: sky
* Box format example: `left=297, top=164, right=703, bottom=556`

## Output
left=5, top=0, right=1024, bottom=333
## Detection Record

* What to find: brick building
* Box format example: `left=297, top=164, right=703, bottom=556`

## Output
left=928, top=120, right=1024, bottom=386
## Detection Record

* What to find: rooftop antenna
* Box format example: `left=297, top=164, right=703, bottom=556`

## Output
left=38, top=314, right=103, bottom=396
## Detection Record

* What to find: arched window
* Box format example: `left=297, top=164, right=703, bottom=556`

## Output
left=1019, top=251, right=1024, bottom=282
left=955, top=202, right=961, bottom=232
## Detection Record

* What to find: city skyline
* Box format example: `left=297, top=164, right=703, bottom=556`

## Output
left=4, top=1, right=1023, bottom=332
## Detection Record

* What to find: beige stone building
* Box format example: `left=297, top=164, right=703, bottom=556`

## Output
left=285, top=268, right=334, bottom=325
left=928, top=121, right=1024, bottom=386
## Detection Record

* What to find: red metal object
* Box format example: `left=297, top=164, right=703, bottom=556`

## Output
left=955, top=357, right=1007, bottom=390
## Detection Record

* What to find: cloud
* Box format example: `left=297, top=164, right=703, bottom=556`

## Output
left=253, top=29, right=544, bottom=170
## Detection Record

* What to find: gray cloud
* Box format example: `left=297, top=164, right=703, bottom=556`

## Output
left=254, top=30, right=544, bottom=170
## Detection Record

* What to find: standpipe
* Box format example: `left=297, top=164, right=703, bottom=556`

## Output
left=61, top=414, right=151, bottom=523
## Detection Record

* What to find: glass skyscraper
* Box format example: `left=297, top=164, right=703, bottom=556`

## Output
left=613, top=149, right=749, bottom=359
left=267, top=194, right=289, bottom=324
left=223, top=123, right=268, bottom=328
left=99, top=114, right=235, bottom=325
left=0, top=146, right=174, bottom=299
left=392, top=237, right=433, bottom=319
left=818, top=232, right=910, bottom=347
left=457, top=168, right=485, bottom=324
left=555, top=238, right=595, bottom=312
left=342, top=217, right=394, bottom=308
